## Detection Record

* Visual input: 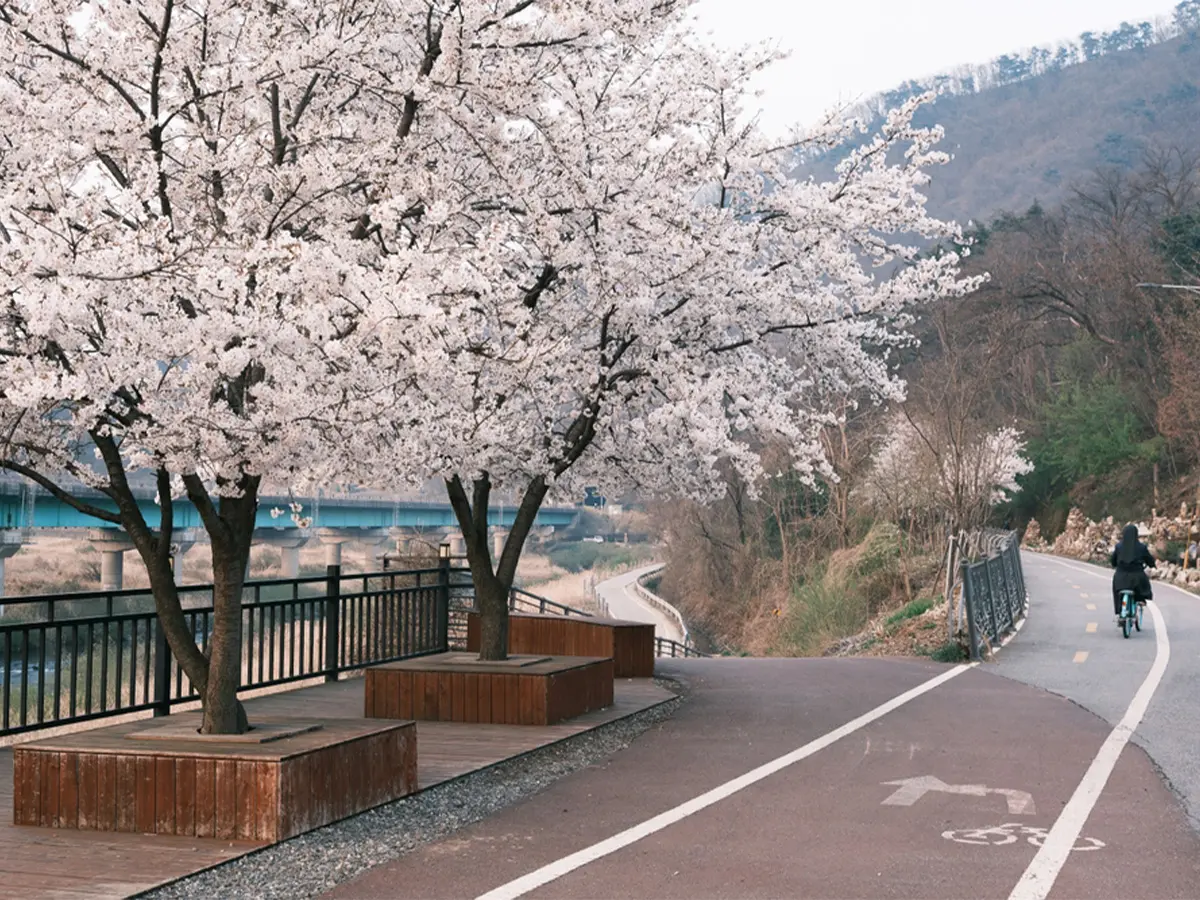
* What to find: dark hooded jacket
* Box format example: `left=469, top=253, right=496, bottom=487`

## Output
left=1111, top=524, right=1155, bottom=573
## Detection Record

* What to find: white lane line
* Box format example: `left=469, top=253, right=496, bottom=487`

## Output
left=476, top=663, right=976, bottom=900
left=1008, top=601, right=1170, bottom=900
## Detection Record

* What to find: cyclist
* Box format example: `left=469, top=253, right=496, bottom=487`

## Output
left=1110, top=523, right=1156, bottom=618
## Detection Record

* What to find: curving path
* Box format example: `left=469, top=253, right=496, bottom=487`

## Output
left=595, top=564, right=686, bottom=643
left=325, top=647, right=1200, bottom=898
left=996, top=551, right=1200, bottom=832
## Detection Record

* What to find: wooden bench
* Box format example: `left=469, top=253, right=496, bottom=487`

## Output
left=365, top=653, right=614, bottom=725
left=12, top=716, right=417, bottom=842
left=465, top=612, right=655, bottom=678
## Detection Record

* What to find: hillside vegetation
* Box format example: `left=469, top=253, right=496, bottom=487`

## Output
left=798, top=4, right=1200, bottom=222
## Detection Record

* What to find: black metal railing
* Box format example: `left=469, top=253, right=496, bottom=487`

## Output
left=0, top=563, right=458, bottom=737
left=961, top=530, right=1028, bottom=660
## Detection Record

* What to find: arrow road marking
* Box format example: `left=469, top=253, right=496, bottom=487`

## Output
left=881, top=775, right=1036, bottom=815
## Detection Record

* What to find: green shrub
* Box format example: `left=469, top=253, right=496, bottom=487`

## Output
left=885, top=596, right=935, bottom=628
left=929, top=641, right=968, bottom=663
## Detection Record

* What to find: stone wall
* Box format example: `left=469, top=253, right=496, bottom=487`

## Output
left=1022, top=505, right=1200, bottom=592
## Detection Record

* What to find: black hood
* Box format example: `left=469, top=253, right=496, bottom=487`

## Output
left=1116, top=524, right=1141, bottom=566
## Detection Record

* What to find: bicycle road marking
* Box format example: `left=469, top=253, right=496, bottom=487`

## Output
left=945, top=823, right=1105, bottom=851
left=474, top=663, right=976, bottom=900
left=1009, top=556, right=1171, bottom=900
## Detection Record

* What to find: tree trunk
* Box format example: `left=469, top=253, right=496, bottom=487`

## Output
left=473, top=567, right=510, bottom=662
left=445, top=472, right=550, bottom=664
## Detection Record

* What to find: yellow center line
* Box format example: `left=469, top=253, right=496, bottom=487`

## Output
left=1080, top=593, right=1089, bottom=599
left=1086, top=623, right=1098, bottom=633
left=1086, top=603, right=1096, bottom=611
left=1073, top=651, right=1089, bottom=663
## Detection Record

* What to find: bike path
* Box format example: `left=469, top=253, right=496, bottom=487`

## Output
left=997, top=551, right=1200, bottom=832
left=323, top=658, right=1200, bottom=899
left=595, top=565, right=684, bottom=642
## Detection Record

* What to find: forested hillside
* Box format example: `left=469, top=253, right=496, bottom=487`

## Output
left=798, top=1, right=1200, bottom=222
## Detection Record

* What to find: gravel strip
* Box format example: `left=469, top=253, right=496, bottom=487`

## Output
left=139, top=681, right=683, bottom=900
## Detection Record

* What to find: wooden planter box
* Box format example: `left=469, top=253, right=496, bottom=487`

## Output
left=466, top=612, right=655, bottom=678
left=12, top=717, right=417, bottom=843
left=365, top=653, right=614, bottom=726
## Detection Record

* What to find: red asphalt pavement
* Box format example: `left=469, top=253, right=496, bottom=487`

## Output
left=325, top=658, right=1200, bottom=899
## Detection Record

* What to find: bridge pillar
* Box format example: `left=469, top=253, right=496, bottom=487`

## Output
left=254, top=529, right=310, bottom=579
left=169, top=528, right=203, bottom=578
left=0, top=530, right=22, bottom=599
left=447, top=532, right=467, bottom=558
left=317, top=528, right=354, bottom=568
left=90, top=529, right=135, bottom=591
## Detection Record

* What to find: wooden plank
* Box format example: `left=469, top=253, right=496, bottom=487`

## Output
left=234, top=760, right=256, bottom=841
left=256, top=762, right=278, bottom=842
left=155, top=756, right=176, bottom=834
left=77, top=753, right=98, bottom=830
left=477, top=672, right=491, bottom=723
left=397, top=670, right=414, bottom=719
left=463, top=673, right=479, bottom=723
left=436, top=672, right=451, bottom=722
left=505, top=675, right=520, bottom=727
left=40, top=752, right=60, bottom=828
left=14, top=750, right=37, bottom=827
left=57, top=752, right=79, bottom=829
left=116, top=755, right=137, bottom=832
left=194, top=758, right=216, bottom=839
left=135, top=756, right=156, bottom=834
left=97, top=754, right=118, bottom=832
left=175, top=757, right=196, bottom=837
left=518, top=676, right=535, bottom=726
left=450, top=673, right=465, bottom=723
left=491, top=674, right=506, bottom=724
left=214, top=759, right=237, bottom=840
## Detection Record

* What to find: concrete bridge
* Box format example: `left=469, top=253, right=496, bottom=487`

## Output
left=0, top=475, right=579, bottom=594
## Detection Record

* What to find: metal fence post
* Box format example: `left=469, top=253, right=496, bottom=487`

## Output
left=324, top=564, right=341, bottom=682
left=152, top=621, right=171, bottom=717
left=437, top=544, right=451, bottom=652
left=963, top=563, right=981, bottom=661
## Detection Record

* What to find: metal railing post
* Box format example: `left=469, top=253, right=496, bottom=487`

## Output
left=152, top=621, right=171, bottom=717
left=324, top=564, right=341, bottom=682
left=963, top=563, right=981, bottom=661
left=437, top=545, right=451, bottom=651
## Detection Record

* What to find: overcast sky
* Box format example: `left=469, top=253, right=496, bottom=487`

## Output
left=689, top=0, right=1179, bottom=134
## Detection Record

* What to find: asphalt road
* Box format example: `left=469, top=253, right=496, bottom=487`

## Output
left=997, top=551, right=1200, bottom=831
left=595, top=565, right=685, bottom=642
left=326, top=653, right=1200, bottom=899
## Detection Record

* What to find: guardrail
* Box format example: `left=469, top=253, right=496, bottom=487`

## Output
left=633, top=566, right=694, bottom=647
left=654, top=636, right=708, bottom=658
left=960, top=530, right=1028, bottom=661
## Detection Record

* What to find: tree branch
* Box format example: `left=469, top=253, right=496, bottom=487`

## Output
left=0, top=460, right=122, bottom=524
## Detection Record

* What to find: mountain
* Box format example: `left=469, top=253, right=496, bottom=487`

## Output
left=796, top=7, right=1200, bottom=225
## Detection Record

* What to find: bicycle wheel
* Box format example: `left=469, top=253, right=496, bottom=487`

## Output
left=1122, top=615, right=1132, bottom=639
left=1135, top=603, right=1144, bottom=632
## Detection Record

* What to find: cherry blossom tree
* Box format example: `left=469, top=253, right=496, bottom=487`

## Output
left=0, top=0, right=410, bottom=732
left=346, top=7, right=980, bottom=659
left=860, top=414, right=1033, bottom=536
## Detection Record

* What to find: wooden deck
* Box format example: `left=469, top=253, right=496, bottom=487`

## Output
left=0, top=676, right=674, bottom=899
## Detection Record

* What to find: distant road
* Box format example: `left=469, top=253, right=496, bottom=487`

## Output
left=595, top=565, right=685, bottom=643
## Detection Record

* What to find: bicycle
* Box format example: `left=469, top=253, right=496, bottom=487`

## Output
left=1117, top=588, right=1144, bottom=639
